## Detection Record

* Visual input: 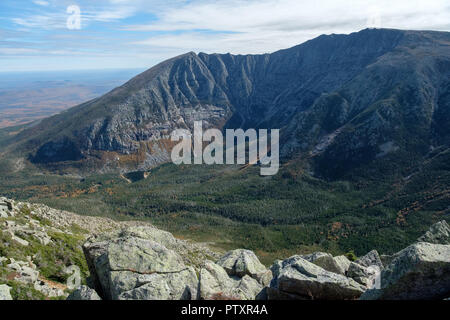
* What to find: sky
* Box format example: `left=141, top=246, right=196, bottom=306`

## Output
left=0, top=0, right=449, bottom=72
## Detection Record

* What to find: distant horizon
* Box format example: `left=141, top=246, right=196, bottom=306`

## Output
left=0, top=67, right=146, bottom=74
left=2, top=27, right=450, bottom=74
left=0, top=0, right=449, bottom=72
left=0, top=66, right=145, bottom=128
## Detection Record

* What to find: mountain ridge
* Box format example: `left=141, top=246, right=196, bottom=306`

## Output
left=1, top=28, right=449, bottom=178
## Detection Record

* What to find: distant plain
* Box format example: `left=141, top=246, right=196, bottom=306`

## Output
left=0, top=69, right=144, bottom=128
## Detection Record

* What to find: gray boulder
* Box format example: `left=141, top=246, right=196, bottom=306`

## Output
left=86, top=226, right=219, bottom=268
left=117, top=267, right=199, bottom=300
left=268, top=256, right=365, bottom=300
left=0, top=284, right=13, bottom=300
left=302, top=252, right=346, bottom=275
left=355, top=250, right=384, bottom=270
left=83, top=233, right=198, bottom=300
left=16, top=266, right=39, bottom=284
left=67, top=286, right=102, bottom=300
left=239, top=275, right=265, bottom=300
left=0, top=205, right=8, bottom=218
left=0, top=198, right=16, bottom=218
left=360, top=242, right=450, bottom=300
left=199, top=260, right=263, bottom=300
left=217, top=249, right=268, bottom=280
left=333, top=255, right=352, bottom=274
left=347, top=262, right=380, bottom=288
left=418, top=220, right=450, bottom=245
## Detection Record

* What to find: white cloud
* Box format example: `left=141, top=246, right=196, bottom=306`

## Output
left=3, top=0, right=450, bottom=71
left=12, top=15, right=64, bottom=30
left=33, top=0, right=50, bottom=6
left=84, top=6, right=137, bottom=22
left=0, top=47, right=40, bottom=55
left=127, top=0, right=450, bottom=54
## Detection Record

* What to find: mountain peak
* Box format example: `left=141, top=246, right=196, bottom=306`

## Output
left=2, top=29, right=449, bottom=177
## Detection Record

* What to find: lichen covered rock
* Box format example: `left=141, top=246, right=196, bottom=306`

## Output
left=360, top=242, right=450, bottom=300
left=268, top=256, right=365, bottom=300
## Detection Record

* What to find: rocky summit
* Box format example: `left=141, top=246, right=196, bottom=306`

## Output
left=1, top=197, right=449, bottom=300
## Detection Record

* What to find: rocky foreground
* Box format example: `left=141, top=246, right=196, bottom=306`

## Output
left=1, top=197, right=449, bottom=300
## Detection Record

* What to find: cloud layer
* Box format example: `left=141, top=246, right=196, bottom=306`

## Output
left=0, top=0, right=449, bottom=71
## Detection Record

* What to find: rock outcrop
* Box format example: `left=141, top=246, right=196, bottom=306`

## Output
left=82, top=230, right=200, bottom=300
left=268, top=256, right=365, bottom=300
left=302, top=252, right=347, bottom=275
left=418, top=220, right=450, bottom=245
left=76, top=216, right=450, bottom=301
left=217, top=249, right=266, bottom=278
left=361, top=221, right=450, bottom=300
left=333, top=255, right=352, bottom=274
left=2, top=196, right=450, bottom=301
left=347, top=262, right=380, bottom=288
left=82, top=227, right=266, bottom=301
left=361, top=242, right=450, bottom=300
left=0, top=197, right=172, bottom=300
left=199, top=260, right=263, bottom=300
left=67, top=286, right=101, bottom=300
left=0, top=198, right=16, bottom=218
left=355, top=250, right=384, bottom=270
left=217, top=249, right=271, bottom=285
left=0, top=284, right=12, bottom=300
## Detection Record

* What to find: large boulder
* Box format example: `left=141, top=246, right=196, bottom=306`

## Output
left=0, top=204, right=8, bottom=218
left=377, top=220, right=450, bottom=274
left=6, top=259, right=39, bottom=284
left=16, top=266, right=39, bottom=284
left=418, top=220, right=450, bottom=245
left=86, top=226, right=219, bottom=268
left=355, top=250, right=384, bottom=270
left=217, top=249, right=268, bottom=279
left=67, top=286, right=102, bottom=300
left=360, top=242, right=450, bottom=300
left=83, top=231, right=199, bottom=300
left=0, top=284, right=12, bottom=300
left=347, top=262, right=380, bottom=288
left=302, top=252, right=346, bottom=275
left=199, top=260, right=263, bottom=300
left=268, top=256, right=365, bottom=300
left=117, top=267, right=199, bottom=300
left=0, top=198, right=16, bottom=218
left=333, top=255, right=352, bottom=274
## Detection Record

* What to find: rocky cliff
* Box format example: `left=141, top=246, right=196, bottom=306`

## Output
left=0, top=196, right=217, bottom=300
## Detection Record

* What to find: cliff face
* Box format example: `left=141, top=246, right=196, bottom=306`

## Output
left=5, top=28, right=450, bottom=176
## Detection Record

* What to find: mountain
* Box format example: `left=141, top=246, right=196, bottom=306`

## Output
left=0, top=29, right=449, bottom=262
left=2, top=28, right=449, bottom=177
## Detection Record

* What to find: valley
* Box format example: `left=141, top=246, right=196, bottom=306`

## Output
left=0, top=28, right=449, bottom=267
left=0, top=154, right=448, bottom=265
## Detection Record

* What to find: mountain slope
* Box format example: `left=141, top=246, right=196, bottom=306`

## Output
left=1, top=28, right=449, bottom=178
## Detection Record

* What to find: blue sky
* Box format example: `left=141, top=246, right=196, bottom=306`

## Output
left=0, top=0, right=449, bottom=72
